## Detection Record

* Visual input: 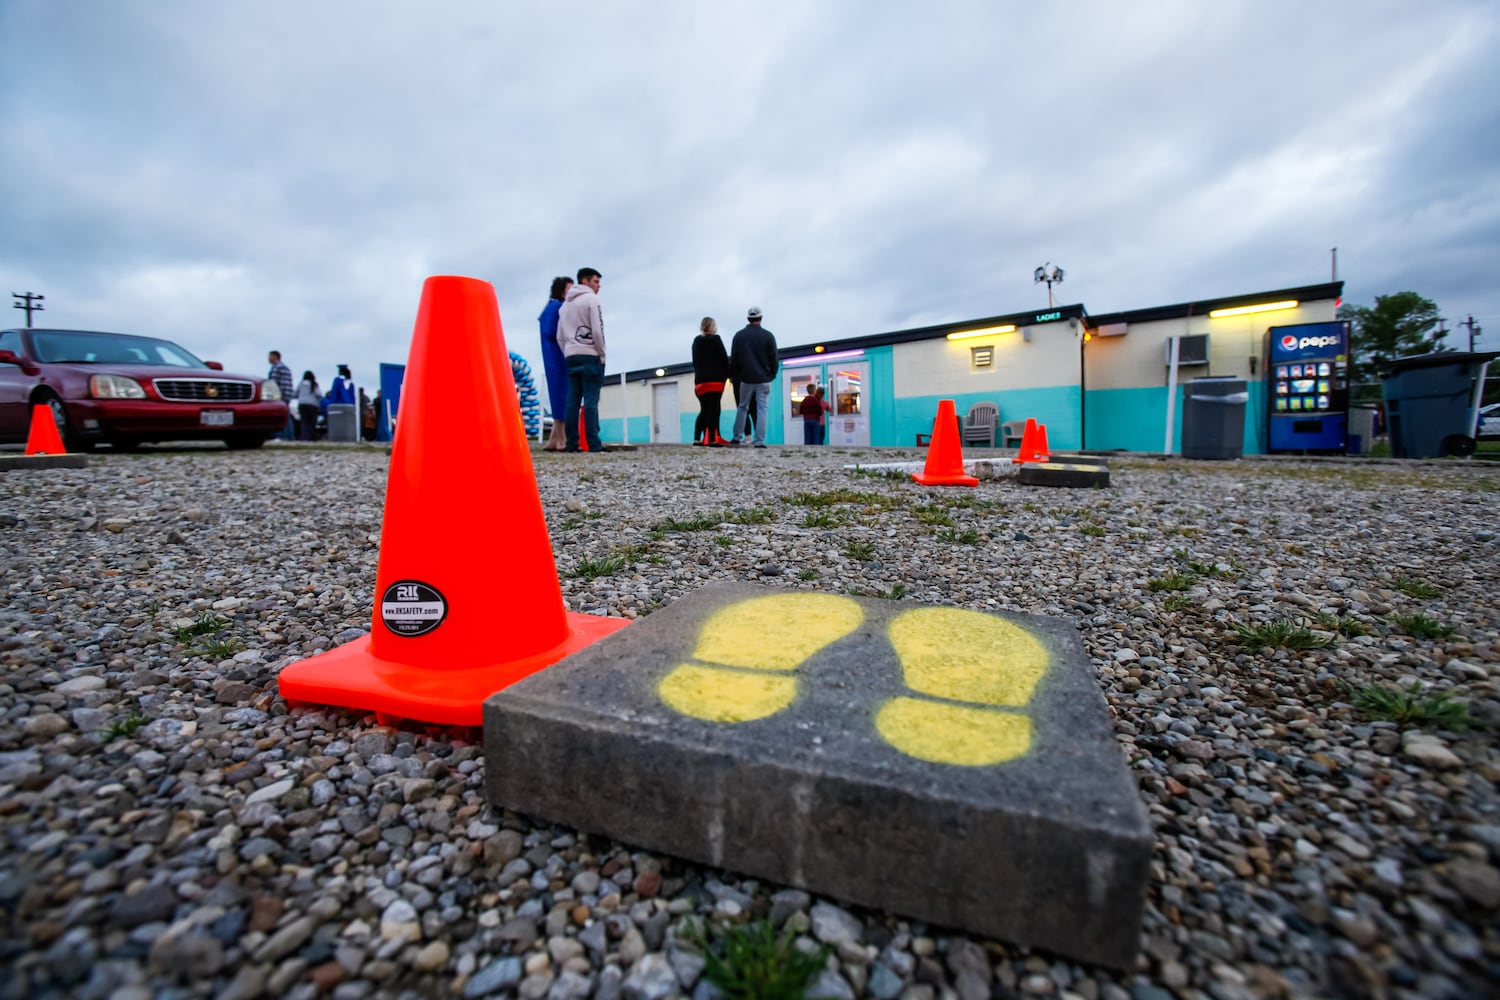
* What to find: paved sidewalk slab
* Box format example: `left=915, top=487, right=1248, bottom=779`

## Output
left=0, top=453, right=89, bottom=471
left=483, top=581, right=1151, bottom=968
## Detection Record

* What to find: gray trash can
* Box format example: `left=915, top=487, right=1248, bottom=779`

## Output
left=1181, top=377, right=1248, bottom=459
left=1380, top=351, right=1497, bottom=459
left=1346, top=406, right=1377, bottom=455
left=326, top=403, right=358, bottom=443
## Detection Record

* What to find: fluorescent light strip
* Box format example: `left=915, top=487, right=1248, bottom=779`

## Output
left=946, top=325, right=1016, bottom=341
left=784, top=349, right=864, bottom=365
left=1208, top=300, right=1298, bottom=319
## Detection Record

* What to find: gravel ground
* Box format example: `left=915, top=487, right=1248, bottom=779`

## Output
left=1, top=443, right=1497, bottom=1000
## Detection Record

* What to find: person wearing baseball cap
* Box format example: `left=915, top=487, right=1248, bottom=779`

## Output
left=728, top=306, right=778, bottom=448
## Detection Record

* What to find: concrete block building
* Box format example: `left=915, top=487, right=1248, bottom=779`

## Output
left=594, top=281, right=1343, bottom=454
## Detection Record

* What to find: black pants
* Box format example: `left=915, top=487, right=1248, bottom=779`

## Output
left=695, top=386, right=723, bottom=442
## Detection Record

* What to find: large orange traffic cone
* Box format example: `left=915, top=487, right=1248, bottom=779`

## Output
left=1016, top=418, right=1049, bottom=463
left=912, top=400, right=978, bottom=486
left=278, top=276, right=631, bottom=725
left=24, top=404, right=67, bottom=456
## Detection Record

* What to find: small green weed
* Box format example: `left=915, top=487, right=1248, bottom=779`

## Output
left=197, top=637, right=244, bottom=660
left=1391, top=574, right=1442, bottom=599
left=800, top=510, right=845, bottom=529
left=1390, top=613, right=1455, bottom=641
left=573, top=553, right=628, bottom=579
left=101, top=712, right=147, bottom=743
left=656, top=514, right=725, bottom=532
left=683, top=918, right=829, bottom=1000
left=797, top=567, right=819, bottom=581
left=843, top=540, right=877, bottom=561
left=714, top=535, right=735, bottom=547
left=727, top=507, right=774, bottom=526
left=935, top=527, right=981, bottom=545
left=1080, top=523, right=1106, bottom=537
left=1309, top=610, right=1372, bottom=637
left=1147, top=574, right=1193, bottom=592
left=174, top=611, right=224, bottom=644
left=1352, top=682, right=1472, bottom=730
left=1232, top=619, right=1337, bottom=650
left=913, top=504, right=954, bottom=527
left=1161, top=594, right=1192, bottom=612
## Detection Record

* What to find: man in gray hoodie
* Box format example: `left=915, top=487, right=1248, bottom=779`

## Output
left=556, top=267, right=606, bottom=452
left=729, top=306, right=778, bottom=447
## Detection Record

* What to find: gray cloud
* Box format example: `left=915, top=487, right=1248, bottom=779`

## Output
left=3, top=0, right=1496, bottom=389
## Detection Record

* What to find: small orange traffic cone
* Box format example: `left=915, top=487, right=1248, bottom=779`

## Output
left=278, top=276, right=631, bottom=725
left=24, top=404, right=67, bottom=456
left=1016, top=418, right=1049, bottom=463
left=578, top=411, right=589, bottom=452
left=912, top=400, right=979, bottom=486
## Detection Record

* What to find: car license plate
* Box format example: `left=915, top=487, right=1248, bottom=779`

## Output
left=200, top=410, right=234, bottom=427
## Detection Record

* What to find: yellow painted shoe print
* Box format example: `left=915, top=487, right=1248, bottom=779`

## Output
left=876, top=607, right=1049, bottom=766
left=658, top=593, right=864, bottom=723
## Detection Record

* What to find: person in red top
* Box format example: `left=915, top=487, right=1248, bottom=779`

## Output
left=691, top=317, right=730, bottom=446
left=799, top=383, right=825, bottom=445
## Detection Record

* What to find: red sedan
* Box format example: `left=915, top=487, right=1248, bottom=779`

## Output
left=0, top=327, right=288, bottom=451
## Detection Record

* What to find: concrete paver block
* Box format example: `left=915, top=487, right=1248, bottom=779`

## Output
left=1018, top=460, right=1110, bottom=488
left=483, top=581, right=1151, bottom=968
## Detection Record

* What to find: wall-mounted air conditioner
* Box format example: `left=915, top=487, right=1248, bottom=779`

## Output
left=1166, top=334, right=1209, bottom=366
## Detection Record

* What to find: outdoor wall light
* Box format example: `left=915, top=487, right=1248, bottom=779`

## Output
left=946, top=325, right=1017, bottom=341
left=814, top=345, right=826, bottom=353
left=1208, top=300, right=1298, bottom=319
left=655, top=368, right=666, bottom=377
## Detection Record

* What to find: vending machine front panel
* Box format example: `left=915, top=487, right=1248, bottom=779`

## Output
left=1267, top=321, right=1350, bottom=452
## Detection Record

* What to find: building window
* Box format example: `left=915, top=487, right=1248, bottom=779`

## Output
left=970, top=346, right=994, bottom=369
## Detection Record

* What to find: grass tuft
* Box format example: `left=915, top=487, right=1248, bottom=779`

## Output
left=656, top=513, right=726, bottom=532
left=1147, top=574, right=1193, bottom=593
left=573, top=553, right=628, bottom=579
left=101, top=712, right=147, bottom=743
left=1352, top=682, right=1473, bottom=730
left=1389, top=612, right=1455, bottom=641
left=683, top=918, right=829, bottom=1000
left=842, top=540, right=877, bottom=561
left=1391, top=574, right=1441, bottom=599
left=1232, top=618, right=1337, bottom=650
left=174, top=611, right=224, bottom=644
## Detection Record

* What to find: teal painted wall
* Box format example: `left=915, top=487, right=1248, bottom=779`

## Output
left=599, top=414, right=651, bottom=443
left=1082, top=382, right=1269, bottom=454
left=893, top=387, right=1083, bottom=450
left=868, top=347, right=897, bottom=446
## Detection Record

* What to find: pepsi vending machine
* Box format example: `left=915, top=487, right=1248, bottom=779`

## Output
left=1267, top=321, right=1350, bottom=453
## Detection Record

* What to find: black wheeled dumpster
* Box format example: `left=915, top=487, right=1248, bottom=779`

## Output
left=1181, top=377, right=1249, bottom=459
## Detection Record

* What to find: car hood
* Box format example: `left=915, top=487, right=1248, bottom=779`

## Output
left=43, top=361, right=261, bottom=382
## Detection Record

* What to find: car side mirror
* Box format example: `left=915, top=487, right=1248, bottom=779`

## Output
left=0, top=349, right=39, bottom=374
left=205, top=361, right=224, bottom=371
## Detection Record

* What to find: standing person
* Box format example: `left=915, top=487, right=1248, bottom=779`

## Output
left=558, top=267, right=606, bottom=453
left=295, top=371, right=321, bottom=441
left=267, top=350, right=295, bottom=440
left=799, top=383, right=823, bottom=445
left=326, top=364, right=356, bottom=406
left=692, top=317, right=729, bottom=446
left=538, top=276, right=573, bottom=451
left=729, top=306, right=778, bottom=448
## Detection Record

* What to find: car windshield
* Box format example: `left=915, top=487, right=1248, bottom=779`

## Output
left=29, top=330, right=208, bottom=368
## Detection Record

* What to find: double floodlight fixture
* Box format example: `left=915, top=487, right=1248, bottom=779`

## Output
left=1034, top=262, right=1065, bottom=307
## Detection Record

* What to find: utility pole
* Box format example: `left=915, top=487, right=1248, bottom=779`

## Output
left=11, top=292, right=44, bottom=326
left=1460, top=314, right=1481, bottom=352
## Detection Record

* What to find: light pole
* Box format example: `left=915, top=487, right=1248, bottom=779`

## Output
left=1034, top=263, right=1064, bottom=308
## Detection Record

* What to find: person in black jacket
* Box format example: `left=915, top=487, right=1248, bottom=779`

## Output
left=691, top=317, right=730, bottom=446
left=729, top=306, right=779, bottom=448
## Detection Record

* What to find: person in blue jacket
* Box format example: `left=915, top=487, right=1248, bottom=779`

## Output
left=325, top=364, right=356, bottom=407
left=539, top=276, right=572, bottom=450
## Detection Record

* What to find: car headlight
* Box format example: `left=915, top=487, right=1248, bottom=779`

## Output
left=261, top=380, right=282, bottom=401
left=89, top=374, right=147, bottom=399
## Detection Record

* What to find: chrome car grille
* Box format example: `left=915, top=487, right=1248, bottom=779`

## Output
left=153, top=378, right=256, bottom=403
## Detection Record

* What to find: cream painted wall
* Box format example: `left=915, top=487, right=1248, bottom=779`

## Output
left=894, top=319, right=1082, bottom=396
left=1084, top=301, right=1338, bottom=391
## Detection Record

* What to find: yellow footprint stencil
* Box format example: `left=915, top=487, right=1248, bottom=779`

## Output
left=876, top=607, right=1049, bottom=766
left=658, top=593, right=864, bottom=723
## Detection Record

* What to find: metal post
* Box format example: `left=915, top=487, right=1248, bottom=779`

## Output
left=1164, top=336, right=1181, bottom=455
left=619, top=372, right=629, bottom=445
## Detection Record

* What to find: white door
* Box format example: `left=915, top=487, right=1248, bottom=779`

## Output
left=783, top=367, right=820, bottom=443
left=651, top=381, right=681, bottom=443
left=825, top=362, right=869, bottom=446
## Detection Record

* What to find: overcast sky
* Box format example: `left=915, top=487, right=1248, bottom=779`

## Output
left=3, top=1, right=1498, bottom=393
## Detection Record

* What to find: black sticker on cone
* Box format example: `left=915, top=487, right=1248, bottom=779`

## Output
left=380, top=580, right=448, bottom=637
